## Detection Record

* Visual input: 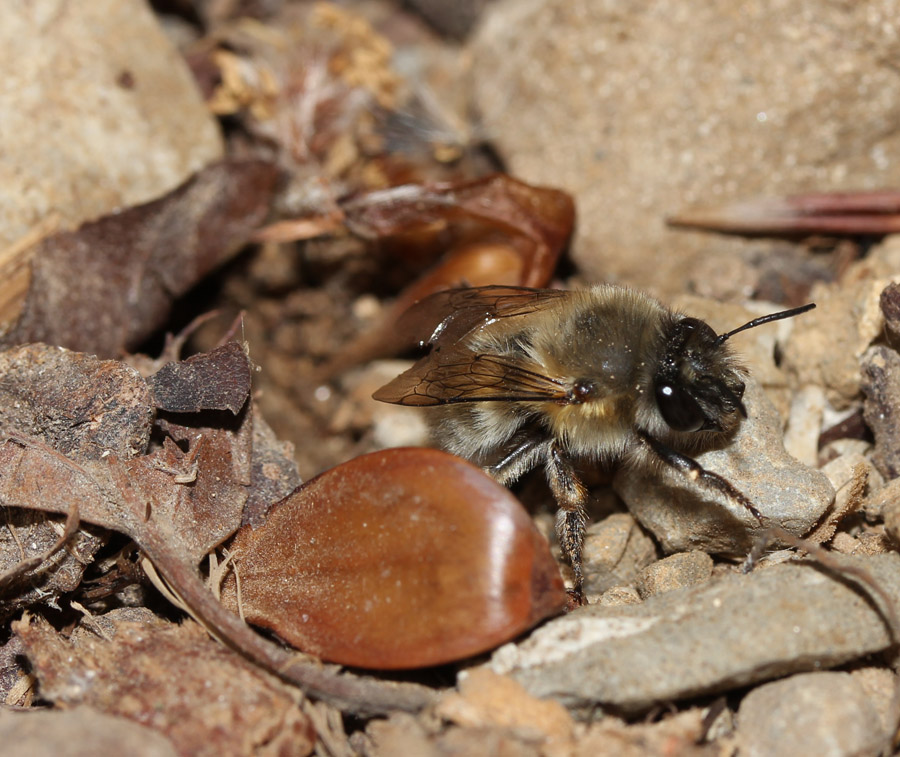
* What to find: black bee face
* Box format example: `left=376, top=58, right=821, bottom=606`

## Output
left=654, top=317, right=746, bottom=435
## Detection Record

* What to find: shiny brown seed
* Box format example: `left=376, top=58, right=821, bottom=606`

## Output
left=223, top=448, right=566, bottom=669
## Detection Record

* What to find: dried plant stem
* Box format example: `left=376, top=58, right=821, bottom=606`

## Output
left=0, top=501, right=80, bottom=592
left=105, top=462, right=434, bottom=717
left=137, top=525, right=435, bottom=716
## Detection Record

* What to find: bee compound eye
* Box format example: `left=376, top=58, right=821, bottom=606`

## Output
left=655, top=382, right=705, bottom=433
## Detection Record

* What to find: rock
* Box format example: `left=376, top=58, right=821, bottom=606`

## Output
left=862, top=345, right=900, bottom=478
left=0, top=1, right=223, bottom=250
left=363, top=713, right=441, bottom=757
left=597, top=585, right=642, bottom=607
left=581, top=513, right=658, bottom=599
left=850, top=667, right=898, bottom=737
left=735, top=672, right=885, bottom=757
left=489, top=553, right=900, bottom=714
left=0, top=708, right=178, bottom=757
left=635, top=551, right=713, bottom=599
left=614, top=377, right=834, bottom=556
left=782, top=384, right=826, bottom=468
left=881, top=282, right=900, bottom=345
left=469, top=0, right=900, bottom=297
left=784, top=276, right=893, bottom=409
left=404, top=0, right=494, bottom=38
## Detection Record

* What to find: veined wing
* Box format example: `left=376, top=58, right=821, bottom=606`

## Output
left=396, top=286, right=568, bottom=349
left=373, top=343, right=569, bottom=407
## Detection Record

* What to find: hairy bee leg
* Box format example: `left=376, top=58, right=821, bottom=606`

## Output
left=546, top=443, right=589, bottom=603
left=636, top=431, right=765, bottom=524
left=486, top=434, right=552, bottom=486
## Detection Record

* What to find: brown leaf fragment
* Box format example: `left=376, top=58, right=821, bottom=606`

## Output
left=0, top=343, right=154, bottom=460
left=243, top=412, right=302, bottom=527
left=15, top=611, right=316, bottom=757
left=317, top=175, right=573, bottom=376
left=0, top=707, right=179, bottom=757
left=147, top=342, right=252, bottom=414
left=0, top=438, right=125, bottom=534
left=120, top=411, right=252, bottom=566
left=0, top=437, right=108, bottom=614
left=0, top=496, right=80, bottom=594
left=2, top=159, right=279, bottom=358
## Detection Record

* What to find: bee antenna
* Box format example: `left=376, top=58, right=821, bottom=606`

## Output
left=714, top=303, right=816, bottom=346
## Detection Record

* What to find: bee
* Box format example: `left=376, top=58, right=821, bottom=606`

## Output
left=373, top=285, right=814, bottom=601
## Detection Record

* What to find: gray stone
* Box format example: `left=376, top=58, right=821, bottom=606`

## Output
left=489, top=553, right=900, bottom=713
left=597, top=585, right=642, bottom=607
left=0, top=1, right=223, bottom=250
left=470, top=0, right=900, bottom=299
left=735, top=672, right=885, bottom=757
left=635, top=551, right=713, bottom=599
left=0, top=707, right=178, bottom=757
left=582, top=513, right=658, bottom=599
left=614, top=377, right=834, bottom=556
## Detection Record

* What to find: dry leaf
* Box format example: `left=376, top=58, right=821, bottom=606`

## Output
left=1, top=160, right=278, bottom=357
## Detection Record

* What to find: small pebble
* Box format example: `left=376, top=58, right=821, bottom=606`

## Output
left=736, top=672, right=884, bottom=757
left=635, top=551, right=713, bottom=599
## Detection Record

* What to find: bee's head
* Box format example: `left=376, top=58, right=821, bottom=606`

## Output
left=654, top=317, right=746, bottom=435
left=653, top=303, right=815, bottom=436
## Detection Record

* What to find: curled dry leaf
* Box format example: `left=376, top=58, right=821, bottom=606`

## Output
left=320, top=174, right=575, bottom=375
left=222, top=448, right=567, bottom=670
left=0, top=159, right=278, bottom=358
left=342, top=174, right=575, bottom=289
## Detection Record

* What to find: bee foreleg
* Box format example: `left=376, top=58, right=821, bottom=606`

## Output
left=546, top=443, right=589, bottom=604
left=636, top=431, right=764, bottom=524
left=486, top=433, right=551, bottom=486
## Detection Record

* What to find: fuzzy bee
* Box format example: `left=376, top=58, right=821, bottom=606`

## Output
left=373, top=285, right=814, bottom=601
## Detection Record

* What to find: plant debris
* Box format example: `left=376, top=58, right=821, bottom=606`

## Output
left=0, top=160, right=278, bottom=358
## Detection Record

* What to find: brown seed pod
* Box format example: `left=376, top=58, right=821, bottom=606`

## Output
left=223, top=447, right=566, bottom=669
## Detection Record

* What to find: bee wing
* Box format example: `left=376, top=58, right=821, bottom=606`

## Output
left=373, top=343, right=569, bottom=406
left=397, top=286, right=568, bottom=349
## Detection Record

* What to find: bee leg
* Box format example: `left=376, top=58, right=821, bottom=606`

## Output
left=486, top=433, right=551, bottom=486
left=545, top=443, right=589, bottom=605
left=636, top=431, right=765, bottom=524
